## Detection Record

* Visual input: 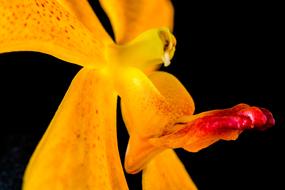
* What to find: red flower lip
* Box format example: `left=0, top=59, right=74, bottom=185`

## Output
left=198, top=105, right=276, bottom=133
left=149, top=104, right=275, bottom=153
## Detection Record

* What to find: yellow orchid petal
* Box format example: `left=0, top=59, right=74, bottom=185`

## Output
left=149, top=71, right=195, bottom=117
left=23, top=68, right=128, bottom=190
left=0, top=0, right=109, bottom=68
left=118, top=69, right=194, bottom=173
left=118, top=69, right=193, bottom=137
left=57, top=0, right=112, bottom=43
left=99, top=0, right=174, bottom=44
left=123, top=133, right=164, bottom=174
left=143, top=149, right=197, bottom=190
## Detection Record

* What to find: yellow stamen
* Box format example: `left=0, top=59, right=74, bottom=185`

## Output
left=162, top=52, right=171, bottom=67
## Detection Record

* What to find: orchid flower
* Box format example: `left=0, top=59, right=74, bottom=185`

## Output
left=0, top=0, right=275, bottom=189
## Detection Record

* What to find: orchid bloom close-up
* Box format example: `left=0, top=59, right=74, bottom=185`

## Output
left=0, top=0, right=275, bottom=190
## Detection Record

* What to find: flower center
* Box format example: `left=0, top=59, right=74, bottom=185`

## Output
left=106, top=28, right=176, bottom=73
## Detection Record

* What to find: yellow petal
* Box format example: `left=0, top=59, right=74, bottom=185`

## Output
left=23, top=68, right=128, bottom=190
left=99, top=0, right=174, bottom=44
left=117, top=68, right=169, bottom=137
left=118, top=69, right=194, bottom=173
left=149, top=71, right=195, bottom=118
left=0, top=0, right=110, bottom=68
left=57, top=0, right=112, bottom=43
left=124, top=133, right=164, bottom=174
left=143, top=149, right=197, bottom=190
left=119, top=69, right=193, bottom=138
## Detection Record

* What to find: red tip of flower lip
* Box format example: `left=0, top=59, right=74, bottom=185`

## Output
left=198, top=105, right=275, bottom=132
left=261, top=108, right=275, bottom=127
left=237, top=107, right=275, bottom=130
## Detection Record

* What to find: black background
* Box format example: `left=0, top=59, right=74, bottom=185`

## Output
left=0, top=1, right=283, bottom=190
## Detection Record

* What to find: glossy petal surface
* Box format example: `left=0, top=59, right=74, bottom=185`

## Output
left=23, top=68, right=128, bottom=190
left=99, top=0, right=174, bottom=44
left=143, top=149, right=197, bottom=190
left=0, top=0, right=108, bottom=67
